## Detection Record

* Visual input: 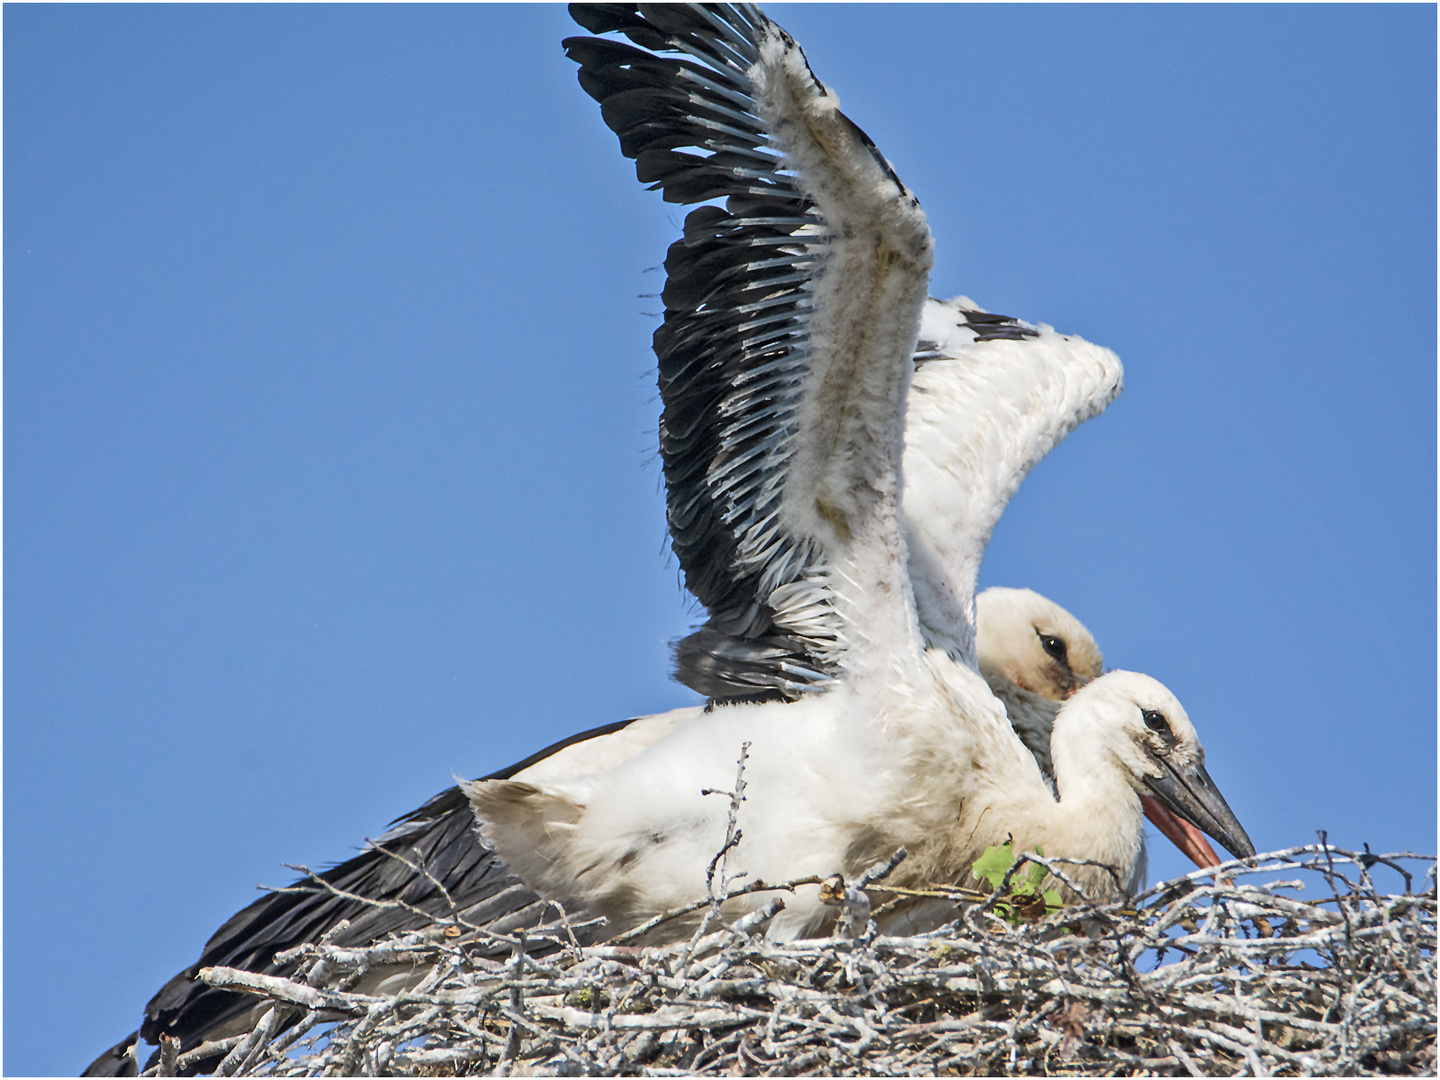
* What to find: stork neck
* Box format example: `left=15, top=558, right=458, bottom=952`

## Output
left=1044, top=720, right=1146, bottom=888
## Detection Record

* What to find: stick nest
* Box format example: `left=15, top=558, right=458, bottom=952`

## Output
left=164, top=843, right=1433, bottom=1077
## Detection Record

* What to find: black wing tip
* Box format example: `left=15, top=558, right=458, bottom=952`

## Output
left=672, top=626, right=833, bottom=702
left=569, top=3, right=643, bottom=37
left=958, top=307, right=1040, bottom=341
left=81, top=1032, right=141, bottom=1078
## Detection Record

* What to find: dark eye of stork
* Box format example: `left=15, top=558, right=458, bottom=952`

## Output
left=1038, top=633, right=1068, bottom=664
left=1141, top=709, right=1171, bottom=736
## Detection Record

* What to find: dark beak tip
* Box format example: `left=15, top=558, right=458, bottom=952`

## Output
left=1148, top=759, right=1255, bottom=866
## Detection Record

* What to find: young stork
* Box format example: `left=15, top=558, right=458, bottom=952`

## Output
left=976, top=586, right=1224, bottom=876
left=465, top=2, right=1253, bottom=936
left=976, top=586, right=1106, bottom=774
left=82, top=4, right=1252, bottom=1073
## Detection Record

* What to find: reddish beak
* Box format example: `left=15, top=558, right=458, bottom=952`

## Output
left=1140, top=793, right=1222, bottom=869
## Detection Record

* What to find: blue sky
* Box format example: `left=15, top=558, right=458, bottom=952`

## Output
left=6, top=5, right=1435, bottom=1074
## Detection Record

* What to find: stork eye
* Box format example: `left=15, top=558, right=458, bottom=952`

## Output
left=1038, top=634, right=1067, bottom=663
left=1141, top=709, right=1171, bottom=735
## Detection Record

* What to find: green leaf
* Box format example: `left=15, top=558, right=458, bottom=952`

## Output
left=972, top=842, right=1067, bottom=926
left=972, top=841, right=1015, bottom=889
left=1025, top=860, right=1047, bottom=891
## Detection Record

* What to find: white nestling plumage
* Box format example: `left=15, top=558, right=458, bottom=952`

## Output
left=470, top=668, right=1233, bottom=938
left=467, top=3, right=1253, bottom=941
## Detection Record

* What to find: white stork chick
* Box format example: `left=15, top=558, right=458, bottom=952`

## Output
left=976, top=586, right=1103, bottom=775
left=1035, top=671, right=1250, bottom=894
left=976, top=586, right=1227, bottom=874
left=467, top=669, right=1253, bottom=938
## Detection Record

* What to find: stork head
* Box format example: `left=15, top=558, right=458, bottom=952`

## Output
left=1055, top=671, right=1255, bottom=863
left=975, top=586, right=1104, bottom=700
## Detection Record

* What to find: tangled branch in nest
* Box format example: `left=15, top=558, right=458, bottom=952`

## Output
left=162, top=843, right=1433, bottom=1077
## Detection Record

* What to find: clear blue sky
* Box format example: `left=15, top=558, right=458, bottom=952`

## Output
left=6, top=5, right=1434, bottom=1074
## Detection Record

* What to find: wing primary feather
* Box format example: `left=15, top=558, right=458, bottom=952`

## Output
left=570, top=6, right=935, bottom=698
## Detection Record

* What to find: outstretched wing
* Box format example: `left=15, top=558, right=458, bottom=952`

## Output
left=566, top=3, right=934, bottom=701
left=902, top=297, right=1124, bottom=665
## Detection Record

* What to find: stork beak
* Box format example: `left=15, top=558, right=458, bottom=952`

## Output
left=1140, top=794, right=1223, bottom=870
left=1143, top=759, right=1255, bottom=862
